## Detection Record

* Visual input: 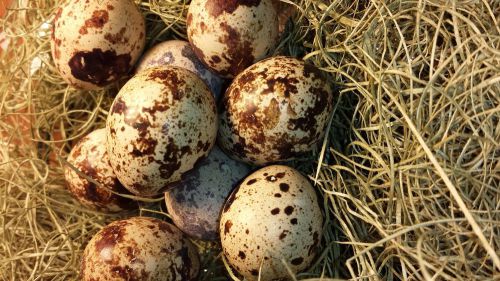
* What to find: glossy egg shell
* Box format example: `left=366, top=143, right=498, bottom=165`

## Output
left=81, top=217, right=200, bottom=280
left=164, top=146, right=251, bottom=240
left=219, top=165, right=323, bottom=281
left=64, top=128, right=136, bottom=212
left=218, top=56, right=334, bottom=165
left=187, top=0, right=279, bottom=78
left=51, top=0, right=145, bottom=89
left=136, top=40, right=224, bottom=100
left=106, top=66, right=218, bottom=197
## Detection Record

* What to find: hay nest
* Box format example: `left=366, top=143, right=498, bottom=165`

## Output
left=1, top=0, right=499, bottom=280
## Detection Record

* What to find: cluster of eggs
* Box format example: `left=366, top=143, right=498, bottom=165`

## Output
left=53, top=0, right=334, bottom=280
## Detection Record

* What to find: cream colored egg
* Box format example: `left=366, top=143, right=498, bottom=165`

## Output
left=51, top=0, right=145, bottom=89
left=81, top=217, right=200, bottom=280
left=64, top=128, right=136, bottom=212
left=164, top=146, right=251, bottom=240
left=218, top=56, right=334, bottom=165
left=187, top=0, right=279, bottom=78
left=136, top=40, right=224, bottom=100
left=219, top=165, right=323, bottom=281
left=106, top=66, right=217, bottom=197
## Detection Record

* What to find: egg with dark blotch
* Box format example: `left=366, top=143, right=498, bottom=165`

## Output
left=219, top=165, right=323, bottom=281
left=64, top=128, right=136, bottom=212
left=81, top=217, right=200, bottom=280
left=106, top=66, right=218, bottom=197
left=187, top=0, right=279, bottom=78
left=51, top=0, right=145, bottom=90
left=135, top=40, right=224, bottom=100
left=218, top=56, right=334, bottom=166
left=164, top=146, right=251, bottom=241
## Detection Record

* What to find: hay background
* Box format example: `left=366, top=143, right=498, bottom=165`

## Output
left=1, top=0, right=499, bottom=280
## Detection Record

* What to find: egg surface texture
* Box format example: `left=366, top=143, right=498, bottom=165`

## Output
left=51, top=0, right=145, bottom=89
left=106, top=66, right=217, bottom=196
left=165, top=145, right=251, bottom=240
left=64, top=128, right=136, bottom=212
left=219, top=165, right=323, bottom=280
left=136, top=40, right=224, bottom=100
left=218, top=56, right=334, bottom=165
left=187, top=0, right=279, bottom=78
left=81, top=216, right=200, bottom=280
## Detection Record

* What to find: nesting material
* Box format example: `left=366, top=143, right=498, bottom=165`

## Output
left=0, top=0, right=499, bottom=280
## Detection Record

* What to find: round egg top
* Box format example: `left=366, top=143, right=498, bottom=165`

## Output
left=165, top=145, right=251, bottom=241
left=65, top=128, right=136, bottom=212
left=187, top=0, right=279, bottom=78
left=136, top=40, right=224, bottom=100
left=219, top=165, right=323, bottom=281
left=218, top=56, right=334, bottom=166
left=106, top=66, right=218, bottom=197
left=81, top=217, right=200, bottom=281
left=51, top=0, right=145, bottom=90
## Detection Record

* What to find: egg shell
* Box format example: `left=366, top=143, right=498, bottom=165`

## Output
left=164, top=146, right=251, bottom=240
left=219, top=165, right=323, bottom=280
left=187, top=0, right=279, bottom=78
left=81, top=216, right=200, bottom=280
left=106, top=66, right=218, bottom=196
left=136, top=40, right=224, bottom=100
left=51, top=0, right=145, bottom=89
left=218, top=56, right=334, bottom=165
left=64, top=128, right=136, bottom=212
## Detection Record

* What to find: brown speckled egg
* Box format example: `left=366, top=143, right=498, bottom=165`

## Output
left=164, top=146, right=251, bottom=241
left=106, top=66, right=217, bottom=197
left=64, top=128, right=136, bottom=212
left=51, top=0, right=145, bottom=89
left=219, top=165, right=323, bottom=281
left=187, top=0, right=279, bottom=78
left=81, top=217, right=200, bottom=280
left=136, top=40, right=224, bottom=100
left=218, top=56, right=334, bottom=166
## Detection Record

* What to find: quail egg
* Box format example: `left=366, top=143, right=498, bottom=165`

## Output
left=219, top=165, right=323, bottom=280
left=106, top=66, right=217, bottom=196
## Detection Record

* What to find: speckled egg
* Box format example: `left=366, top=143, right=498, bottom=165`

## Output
left=106, top=66, right=217, bottom=197
left=218, top=56, right=334, bottom=166
left=187, top=0, right=279, bottom=78
left=164, top=146, right=251, bottom=240
left=136, top=40, right=224, bottom=100
left=64, top=128, right=136, bottom=212
left=81, top=217, right=200, bottom=280
left=219, top=165, right=323, bottom=281
left=51, top=0, right=145, bottom=89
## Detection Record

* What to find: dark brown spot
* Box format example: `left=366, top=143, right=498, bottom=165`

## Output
left=279, top=183, right=289, bottom=192
left=290, top=218, right=297, bottom=225
left=211, top=55, right=221, bottom=63
left=217, top=22, right=255, bottom=76
left=224, top=220, right=232, bottom=235
left=275, top=172, right=285, bottom=178
left=284, top=206, right=294, bottom=215
left=104, top=27, right=128, bottom=44
left=238, top=251, right=246, bottom=259
left=251, top=269, right=259, bottom=276
left=94, top=221, right=128, bottom=254
left=291, top=257, right=303, bottom=265
left=274, top=193, right=282, bottom=198
left=79, top=10, right=109, bottom=35
left=146, top=68, right=185, bottom=99
left=107, top=4, right=114, bottom=10
left=247, top=178, right=257, bottom=185
left=206, top=0, right=261, bottom=17
left=270, top=208, right=280, bottom=215
left=245, top=229, right=249, bottom=234
left=68, top=48, right=131, bottom=87
left=279, top=230, right=289, bottom=240
left=111, top=97, right=127, bottom=114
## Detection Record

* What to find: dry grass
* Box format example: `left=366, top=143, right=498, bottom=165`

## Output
left=0, top=0, right=499, bottom=280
